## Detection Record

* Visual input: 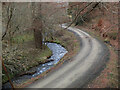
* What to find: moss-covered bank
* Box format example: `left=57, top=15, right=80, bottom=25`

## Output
left=2, top=33, right=52, bottom=84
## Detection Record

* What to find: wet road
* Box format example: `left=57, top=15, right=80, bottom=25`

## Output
left=26, top=25, right=109, bottom=88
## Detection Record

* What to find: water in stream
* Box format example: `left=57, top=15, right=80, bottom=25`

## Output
left=2, top=43, right=68, bottom=88
left=32, top=42, right=68, bottom=77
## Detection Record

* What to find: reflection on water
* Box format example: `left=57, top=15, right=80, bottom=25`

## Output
left=3, top=43, right=68, bottom=88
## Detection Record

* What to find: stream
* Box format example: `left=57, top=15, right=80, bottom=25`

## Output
left=2, top=42, right=68, bottom=88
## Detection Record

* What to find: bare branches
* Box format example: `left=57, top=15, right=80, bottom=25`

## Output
left=2, top=3, right=14, bottom=40
left=102, top=23, right=118, bottom=34
left=64, top=2, right=93, bottom=30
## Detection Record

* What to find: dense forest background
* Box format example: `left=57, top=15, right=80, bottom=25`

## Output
left=68, top=2, right=118, bottom=48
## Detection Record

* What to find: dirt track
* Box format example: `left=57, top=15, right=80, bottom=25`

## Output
left=26, top=25, right=109, bottom=88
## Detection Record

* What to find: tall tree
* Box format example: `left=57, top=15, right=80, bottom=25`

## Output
left=32, top=3, right=43, bottom=49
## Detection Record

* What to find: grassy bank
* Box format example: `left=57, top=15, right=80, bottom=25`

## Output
left=2, top=33, right=52, bottom=84
left=46, top=26, right=80, bottom=53
left=13, top=26, right=80, bottom=88
left=2, top=26, right=80, bottom=86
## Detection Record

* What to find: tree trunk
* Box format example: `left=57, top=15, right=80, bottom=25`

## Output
left=32, top=3, right=43, bottom=49
left=34, top=28, right=42, bottom=49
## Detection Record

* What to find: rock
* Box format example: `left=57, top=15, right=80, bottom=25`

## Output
left=46, top=59, right=54, bottom=62
left=39, top=59, right=54, bottom=64
left=47, top=56, right=51, bottom=59
left=18, top=70, right=37, bottom=76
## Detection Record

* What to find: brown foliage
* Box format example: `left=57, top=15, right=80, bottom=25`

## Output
left=98, top=19, right=103, bottom=27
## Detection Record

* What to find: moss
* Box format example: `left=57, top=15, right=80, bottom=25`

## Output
left=2, top=34, right=52, bottom=84
left=2, top=45, right=52, bottom=84
left=35, top=46, right=52, bottom=62
left=12, top=34, right=34, bottom=43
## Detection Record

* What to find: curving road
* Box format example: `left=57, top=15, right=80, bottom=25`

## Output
left=26, top=25, right=109, bottom=88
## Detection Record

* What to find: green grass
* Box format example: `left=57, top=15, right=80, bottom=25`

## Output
left=2, top=34, right=52, bottom=84
left=2, top=45, right=52, bottom=83
left=3, top=26, right=80, bottom=85
left=12, top=34, right=34, bottom=43
left=35, top=46, right=52, bottom=62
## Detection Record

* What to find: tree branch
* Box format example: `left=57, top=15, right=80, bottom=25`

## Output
left=2, top=4, right=13, bottom=40
left=64, top=2, right=93, bottom=30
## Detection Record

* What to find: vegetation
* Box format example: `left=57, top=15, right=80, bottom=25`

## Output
left=67, top=2, right=118, bottom=88
left=67, top=2, right=118, bottom=48
left=86, top=41, right=118, bottom=88
left=1, top=2, right=118, bottom=88
left=12, top=34, right=34, bottom=43
left=107, top=32, right=118, bottom=40
left=2, top=2, right=79, bottom=85
left=46, top=26, right=80, bottom=52
left=2, top=33, right=52, bottom=83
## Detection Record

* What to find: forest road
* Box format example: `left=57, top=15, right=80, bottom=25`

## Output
left=26, top=24, right=109, bottom=88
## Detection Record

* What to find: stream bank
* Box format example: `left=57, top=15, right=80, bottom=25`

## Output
left=2, top=42, right=68, bottom=88
left=2, top=27, right=80, bottom=88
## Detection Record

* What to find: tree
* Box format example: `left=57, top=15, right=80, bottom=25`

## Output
left=2, top=3, right=14, bottom=41
left=32, top=3, right=43, bottom=49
